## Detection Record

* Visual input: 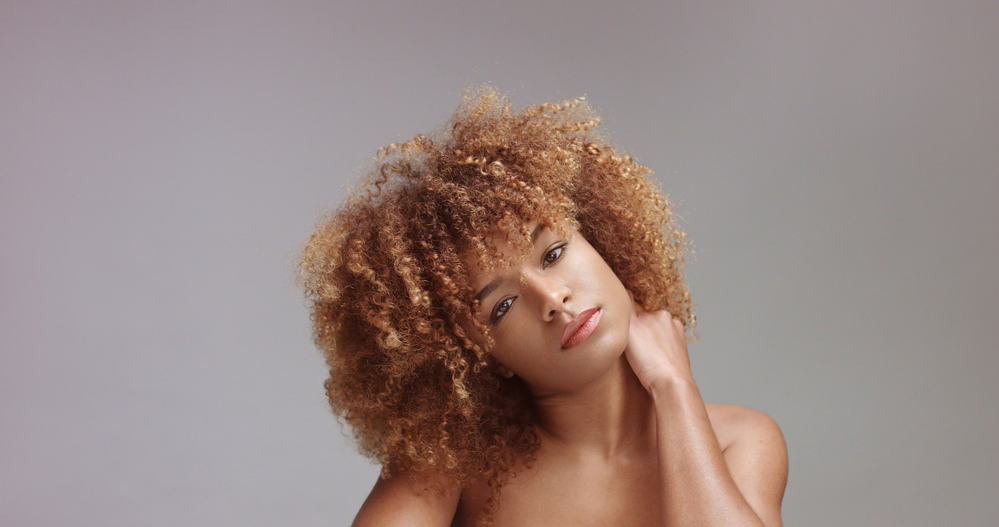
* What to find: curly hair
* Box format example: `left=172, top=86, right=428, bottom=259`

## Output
left=296, top=85, right=695, bottom=523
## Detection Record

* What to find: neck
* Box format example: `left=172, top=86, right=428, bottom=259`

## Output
left=530, top=355, right=657, bottom=459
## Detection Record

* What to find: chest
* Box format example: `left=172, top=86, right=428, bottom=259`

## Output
left=452, top=453, right=664, bottom=527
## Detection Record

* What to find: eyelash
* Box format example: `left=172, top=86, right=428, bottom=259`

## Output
left=491, top=243, right=567, bottom=323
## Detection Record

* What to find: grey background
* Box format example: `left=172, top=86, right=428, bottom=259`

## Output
left=2, top=1, right=996, bottom=525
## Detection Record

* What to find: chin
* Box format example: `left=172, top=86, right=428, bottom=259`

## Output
left=595, top=308, right=631, bottom=361
left=608, top=322, right=631, bottom=358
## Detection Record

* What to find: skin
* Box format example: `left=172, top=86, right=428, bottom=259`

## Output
left=352, top=221, right=789, bottom=526
left=466, top=221, right=634, bottom=396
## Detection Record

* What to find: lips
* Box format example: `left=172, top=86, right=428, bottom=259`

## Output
left=561, top=307, right=602, bottom=349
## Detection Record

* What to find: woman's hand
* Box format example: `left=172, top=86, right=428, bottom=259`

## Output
left=623, top=296, right=694, bottom=393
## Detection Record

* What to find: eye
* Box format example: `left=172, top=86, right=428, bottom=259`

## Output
left=492, top=296, right=516, bottom=323
left=489, top=243, right=566, bottom=324
left=543, top=243, right=567, bottom=267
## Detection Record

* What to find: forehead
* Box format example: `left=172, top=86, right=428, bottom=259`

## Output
left=461, top=221, right=541, bottom=277
left=463, top=218, right=578, bottom=284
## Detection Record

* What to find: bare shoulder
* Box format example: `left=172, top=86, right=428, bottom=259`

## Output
left=705, top=403, right=789, bottom=526
left=704, top=403, right=783, bottom=451
left=352, top=467, right=461, bottom=527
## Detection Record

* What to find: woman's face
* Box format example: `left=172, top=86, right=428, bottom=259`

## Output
left=466, top=220, right=633, bottom=396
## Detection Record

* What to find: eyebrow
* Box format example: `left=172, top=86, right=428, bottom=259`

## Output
left=474, top=223, right=547, bottom=305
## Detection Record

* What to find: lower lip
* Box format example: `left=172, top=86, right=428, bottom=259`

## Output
left=562, top=308, right=602, bottom=350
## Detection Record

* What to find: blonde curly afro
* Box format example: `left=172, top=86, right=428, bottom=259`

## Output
left=296, top=85, right=695, bottom=522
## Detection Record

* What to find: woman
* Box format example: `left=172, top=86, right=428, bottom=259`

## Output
left=297, top=86, right=788, bottom=526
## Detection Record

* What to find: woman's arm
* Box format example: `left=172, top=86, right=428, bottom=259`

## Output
left=352, top=468, right=461, bottom=527
left=624, top=303, right=788, bottom=527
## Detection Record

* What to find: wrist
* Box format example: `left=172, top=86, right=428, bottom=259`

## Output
left=647, top=375, right=698, bottom=403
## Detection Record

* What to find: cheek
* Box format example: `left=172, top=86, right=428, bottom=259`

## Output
left=490, top=319, right=548, bottom=371
left=488, top=325, right=526, bottom=365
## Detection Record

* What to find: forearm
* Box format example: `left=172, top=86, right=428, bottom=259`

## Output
left=650, top=378, right=765, bottom=527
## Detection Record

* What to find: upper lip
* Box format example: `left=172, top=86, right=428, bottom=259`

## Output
left=560, top=307, right=601, bottom=347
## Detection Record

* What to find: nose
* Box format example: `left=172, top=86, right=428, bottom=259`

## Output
left=520, top=270, right=571, bottom=322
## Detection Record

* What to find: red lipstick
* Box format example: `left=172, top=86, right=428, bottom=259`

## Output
left=561, top=307, right=602, bottom=350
